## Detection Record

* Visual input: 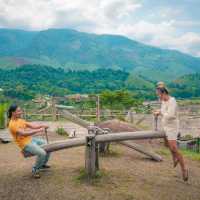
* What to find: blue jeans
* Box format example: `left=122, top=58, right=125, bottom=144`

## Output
left=23, top=138, right=50, bottom=171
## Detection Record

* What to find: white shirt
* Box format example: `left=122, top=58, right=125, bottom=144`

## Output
left=160, top=96, right=179, bottom=133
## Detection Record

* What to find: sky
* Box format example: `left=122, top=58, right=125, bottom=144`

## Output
left=0, top=0, right=200, bottom=57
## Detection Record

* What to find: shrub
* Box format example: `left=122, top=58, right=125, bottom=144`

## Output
left=56, top=127, right=69, bottom=136
left=0, top=103, right=8, bottom=129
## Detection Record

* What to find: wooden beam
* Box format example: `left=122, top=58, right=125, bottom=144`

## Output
left=119, top=141, right=163, bottom=162
left=55, top=105, right=75, bottom=110
left=85, top=134, right=96, bottom=178
left=23, top=130, right=165, bottom=157
left=96, top=95, right=100, bottom=122
left=52, top=97, right=57, bottom=121
left=59, top=109, right=93, bottom=129
left=23, top=137, right=86, bottom=157
left=95, top=131, right=166, bottom=143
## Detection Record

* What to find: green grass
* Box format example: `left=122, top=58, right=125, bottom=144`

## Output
left=74, top=168, right=107, bottom=185
left=0, top=103, right=8, bottom=129
left=178, top=99, right=200, bottom=106
left=100, top=145, right=122, bottom=157
left=156, top=147, right=200, bottom=161
left=56, top=127, right=69, bottom=136
left=181, top=149, right=200, bottom=161
left=156, top=148, right=171, bottom=156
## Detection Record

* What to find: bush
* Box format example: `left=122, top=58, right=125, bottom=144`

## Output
left=0, top=103, right=8, bottom=129
left=181, top=134, right=193, bottom=141
left=56, top=127, right=69, bottom=136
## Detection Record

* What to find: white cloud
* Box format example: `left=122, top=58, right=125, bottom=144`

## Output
left=172, top=20, right=200, bottom=28
left=0, top=0, right=56, bottom=29
left=0, top=0, right=199, bottom=57
left=0, top=0, right=141, bottom=30
left=108, top=20, right=200, bottom=57
left=169, top=32, right=200, bottom=56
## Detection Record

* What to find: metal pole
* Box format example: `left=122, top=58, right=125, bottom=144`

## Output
left=45, top=128, right=49, bottom=144
left=154, top=115, right=158, bottom=131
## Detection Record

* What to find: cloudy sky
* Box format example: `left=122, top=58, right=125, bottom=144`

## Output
left=0, top=0, right=200, bottom=57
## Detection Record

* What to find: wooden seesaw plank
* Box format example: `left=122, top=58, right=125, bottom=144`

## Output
left=119, top=141, right=163, bottom=161
left=23, top=137, right=86, bottom=157
left=23, top=131, right=165, bottom=157
left=95, top=131, right=165, bottom=143
left=58, top=109, right=92, bottom=129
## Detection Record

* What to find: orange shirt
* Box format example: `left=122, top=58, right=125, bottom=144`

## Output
left=8, top=119, right=32, bottom=149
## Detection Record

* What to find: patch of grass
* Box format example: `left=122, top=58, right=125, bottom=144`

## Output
left=116, top=192, right=135, bottom=200
left=156, top=147, right=200, bottom=161
left=74, top=168, right=107, bottom=185
left=136, top=123, right=151, bottom=130
left=116, top=115, right=126, bottom=121
left=56, top=127, right=69, bottom=136
left=100, top=145, right=122, bottom=157
left=181, top=149, right=200, bottom=161
left=156, top=148, right=171, bottom=156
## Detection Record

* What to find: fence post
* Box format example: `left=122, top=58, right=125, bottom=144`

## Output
left=196, top=137, right=200, bottom=153
left=96, top=95, right=100, bottom=122
left=95, top=141, right=99, bottom=170
left=130, top=111, right=134, bottom=123
left=52, top=97, right=57, bottom=121
left=85, top=134, right=96, bottom=179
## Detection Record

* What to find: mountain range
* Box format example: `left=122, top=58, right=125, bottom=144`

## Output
left=1, top=28, right=200, bottom=82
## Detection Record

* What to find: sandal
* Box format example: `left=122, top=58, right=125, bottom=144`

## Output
left=182, top=169, right=189, bottom=182
left=173, top=159, right=179, bottom=168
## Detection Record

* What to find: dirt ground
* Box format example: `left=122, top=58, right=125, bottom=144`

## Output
left=0, top=129, right=200, bottom=200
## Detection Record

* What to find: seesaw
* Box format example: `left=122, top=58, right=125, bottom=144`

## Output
left=23, top=108, right=165, bottom=178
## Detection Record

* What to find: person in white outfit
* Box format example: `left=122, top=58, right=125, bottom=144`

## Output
left=154, top=87, right=188, bottom=181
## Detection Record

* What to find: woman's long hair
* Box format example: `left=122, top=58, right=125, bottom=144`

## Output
left=7, top=104, right=18, bottom=126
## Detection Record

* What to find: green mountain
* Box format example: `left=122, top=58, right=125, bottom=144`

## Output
left=0, top=64, right=199, bottom=100
left=169, top=73, right=200, bottom=98
left=1, top=28, right=200, bottom=81
left=0, top=65, right=129, bottom=99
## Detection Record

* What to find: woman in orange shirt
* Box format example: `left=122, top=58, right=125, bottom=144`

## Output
left=8, top=104, right=50, bottom=178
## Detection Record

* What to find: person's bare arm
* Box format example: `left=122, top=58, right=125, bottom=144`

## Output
left=153, top=109, right=161, bottom=116
left=26, top=122, right=49, bottom=130
left=16, top=128, right=45, bottom=136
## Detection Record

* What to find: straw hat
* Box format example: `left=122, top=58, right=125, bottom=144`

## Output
left=156, top=81, right=165, bottom=88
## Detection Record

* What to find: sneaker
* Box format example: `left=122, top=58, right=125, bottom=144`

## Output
left=32, top=170, right=40, bottom=179
left=41, top=165, right=51, bottom=169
